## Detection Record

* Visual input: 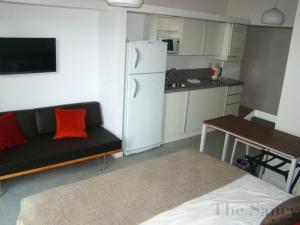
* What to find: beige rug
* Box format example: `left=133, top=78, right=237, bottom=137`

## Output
left=17, top=150, right=245, bottom=225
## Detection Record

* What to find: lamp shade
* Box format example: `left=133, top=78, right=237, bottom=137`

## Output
left=262, top=7, right=285, bottom=25
left=107, top=0, right=144, bottom=7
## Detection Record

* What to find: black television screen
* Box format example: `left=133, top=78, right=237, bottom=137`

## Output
left=0, top=38, right=56, bottom=75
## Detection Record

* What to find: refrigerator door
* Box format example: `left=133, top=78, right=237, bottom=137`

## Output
left=124, top=73, right=165, bottom=154
left=127, top=41, right=167, bottom=75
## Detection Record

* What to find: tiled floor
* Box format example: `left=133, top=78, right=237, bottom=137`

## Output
left=0, top=131, right=248, bottom=225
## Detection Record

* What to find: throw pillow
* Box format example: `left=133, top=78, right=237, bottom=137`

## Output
left=0, top=112, right=27, bottom=151
left=261, top=196, right=300, bottom=225
left=54, top=108, right=87, bottom=139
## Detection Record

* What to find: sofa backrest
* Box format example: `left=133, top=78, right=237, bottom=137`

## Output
left=0, top=109, right=38, bottom=138
left=0, top=102, right=102, bottom=137
left=34, top=102, right=102, bottom=135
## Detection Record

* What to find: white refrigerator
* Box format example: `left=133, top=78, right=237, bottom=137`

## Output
left=123, top=41, right=167, bottom=156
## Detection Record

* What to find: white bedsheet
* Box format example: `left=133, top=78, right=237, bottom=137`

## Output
left=141, top=175, right=292, bottom=225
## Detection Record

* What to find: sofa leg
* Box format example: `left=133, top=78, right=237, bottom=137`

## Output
left=0, top=181, right=5, bottom=197
left=97, top=155, right=106, bottom=171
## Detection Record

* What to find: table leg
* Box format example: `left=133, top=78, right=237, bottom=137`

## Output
left=222, top=133, right=230, bottom=162
left=285, top=158, right=298, bottom=193
left=199, top=124, right=207, bottom=152
left=246, top=145, right=250, bottom=156
left=0, top=181, right=4, bottom=197
left=259, top=153, right=268, bottom=179
left=230, top=139, right=238, bottom=165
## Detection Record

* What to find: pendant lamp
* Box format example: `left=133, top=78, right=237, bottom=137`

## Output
left=106, top=0, right=144, bottom=7
left=262, top=0, right=285, bottom=25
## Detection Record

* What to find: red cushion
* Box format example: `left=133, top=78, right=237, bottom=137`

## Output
left=0, top=112, right=27, bottom=151
left=54, top=108, right=87, bottom=139
left=293, top=222, right=300, bottom=225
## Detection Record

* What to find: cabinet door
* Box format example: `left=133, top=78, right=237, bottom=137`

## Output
left=163, top=92, right=188, bottom=139
left=224, top=103, right=240, bottom=116
left=204, top=21, right=226, bottom=56
left=185, top=87, right=227, bottom=132
left=228, top=24, right=247, bottom=58
left=157, top=17, right=180, bottom=32
left=179, top=18, right=206, bottom=55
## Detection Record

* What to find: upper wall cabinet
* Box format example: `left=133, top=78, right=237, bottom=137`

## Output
left=179, top=18, right=206, bottom=56
left=144, top=15, right=247, bottom=61
left=218, top=24, right=247, bottom=61
left=204, top=21, right=227, bottom=56
left=144, top=16, right=182, bottom=40
left=204, top=23, right=247, bottom=61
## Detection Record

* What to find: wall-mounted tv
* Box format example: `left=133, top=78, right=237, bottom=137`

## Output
left=0, top=38, right=56, bottom=75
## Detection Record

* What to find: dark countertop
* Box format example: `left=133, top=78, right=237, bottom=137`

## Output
left=165, top=78, right=244, bottom=93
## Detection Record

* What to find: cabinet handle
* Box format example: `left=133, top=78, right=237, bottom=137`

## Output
left=133, top=79, right=139, bottom=98
left=135, top=48, right=140, bottom=68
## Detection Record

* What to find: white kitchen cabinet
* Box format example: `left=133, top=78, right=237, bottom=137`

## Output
left=224, top=103, right=240, bottom=116
left=229, top=24, right=247, bottom=59
left=157, top=17, right=181, bottom=32
left=227, top=85, right=243, bottom=95
left=178, top=18, right=206, bottom=56
left=144, top=15, right=181, bottom=41
left=226, top=94, right=241, bottom=104
left=218, top=24, right=247, bottom=61
left=144, top=15, right=247, bottom=59
left=224, top=85, right=244, bottom=116
left=162, top=92, right=188, bottom=141
left=185, top=87, right=227, bottom=132
left=204, top=21, right=226, bottom=56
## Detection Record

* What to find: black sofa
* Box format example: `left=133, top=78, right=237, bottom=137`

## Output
left=0, top=102, right=122, bottom=183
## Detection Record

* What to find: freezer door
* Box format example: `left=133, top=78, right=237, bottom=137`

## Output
left=124, top=73, right=165, bottom=152
left=127, top=41, right=167, bottom=75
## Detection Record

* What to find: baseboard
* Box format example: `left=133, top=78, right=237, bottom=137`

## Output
left=162, top=127, right=215, bottom=144
left=162, top=130, right=201, bottom=144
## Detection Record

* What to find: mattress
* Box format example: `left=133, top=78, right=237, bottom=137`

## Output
left=142, top=175, right=292, bottom=225
left=17, top=150, right=246, bottom=225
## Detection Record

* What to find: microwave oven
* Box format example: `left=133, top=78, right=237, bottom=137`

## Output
left=161, top=38, right=180, bottom=54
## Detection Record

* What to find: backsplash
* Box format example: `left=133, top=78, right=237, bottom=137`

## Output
left=166, top=55, right=242, bottom=80
left=166, top=68, right=211, bottom=83
left=166, top=55, right=222, bottom=70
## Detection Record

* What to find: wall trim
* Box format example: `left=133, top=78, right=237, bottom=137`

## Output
left=0, top=0, right=109, bottom=10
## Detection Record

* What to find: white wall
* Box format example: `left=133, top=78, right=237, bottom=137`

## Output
left=276, top=2, right=300, bottom=136
left=240, top=26, right=292, bottom=114
left=227, top=0, right=299, bottom=27
left=98, top=8, right=127, bottom=138
left=126, top=13, right=145, bottom=41
left=0, top=3, right=99, bottom=111
left=273, top=2, right=300, bottom=195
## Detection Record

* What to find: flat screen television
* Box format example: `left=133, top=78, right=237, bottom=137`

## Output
left=0, top=38, right=56, bottom=75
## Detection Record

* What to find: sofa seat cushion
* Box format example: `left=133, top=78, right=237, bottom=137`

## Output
left=0, top=127, right=121, bottom=177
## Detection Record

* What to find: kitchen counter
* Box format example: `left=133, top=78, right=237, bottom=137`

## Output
left=165, top=78, right=244, bottom=93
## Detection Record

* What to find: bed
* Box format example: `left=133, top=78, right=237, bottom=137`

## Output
left=16, top=150, right=291, bottom=225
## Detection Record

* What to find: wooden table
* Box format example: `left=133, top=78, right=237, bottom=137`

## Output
left=199, top=115, right=300, bottom=193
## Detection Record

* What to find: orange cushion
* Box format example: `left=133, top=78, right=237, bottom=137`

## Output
left=54, top=108, right=87, bottom=139
left=0, top=112, right=27, bottom=151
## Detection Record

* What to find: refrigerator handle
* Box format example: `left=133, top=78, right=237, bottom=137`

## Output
left=134, top=48, right=140, bottom=68
left=133, top=79, right=139, bottom=98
